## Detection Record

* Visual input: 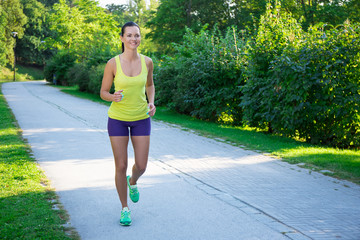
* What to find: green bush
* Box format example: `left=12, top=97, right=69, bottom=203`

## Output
left=88, top=63, right=106, bottom=94
left=66, top=62, right=106, bottom=94
left=241, top=3, right=304, bottom=131
left=269, top=22, right=360, bottom=148
left=155, top=1, right=359, bottom=148
left=66, top=63, right=89, bottom=91
left=241, top=2, right=360, bottom=148
left=153, top=55, right=179, bottom=107
left=44, top=51, right=76, bottom=86
left=155, top=26, right=246, bottom=124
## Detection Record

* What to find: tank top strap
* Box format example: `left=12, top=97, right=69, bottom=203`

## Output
left=140, top=54, right=148, bottom=74
left=115, top=55, right=122, bottom=76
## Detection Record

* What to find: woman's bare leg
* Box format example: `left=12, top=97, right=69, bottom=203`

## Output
left=129, top=135, right=150, bottom=185
left=110, top=136, right=129, bottom=208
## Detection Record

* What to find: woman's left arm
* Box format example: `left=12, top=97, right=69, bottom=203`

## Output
left=145, top=57, right=156, bottom=117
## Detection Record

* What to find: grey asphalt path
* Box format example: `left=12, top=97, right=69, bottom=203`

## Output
left=2, top=81, right=360, bottom=240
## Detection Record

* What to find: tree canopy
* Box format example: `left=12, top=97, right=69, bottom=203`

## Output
left=0, top=0, right=27, bottom=67
left=2, top=0, right=360, bottom=67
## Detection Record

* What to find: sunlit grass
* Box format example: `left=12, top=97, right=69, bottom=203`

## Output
left=53, top=85, right=110, bottom=105
left=0, top=65, right=44, bottom=82
left=153, top=107, right=360, bottom=184
left=0, top=82, right=77, bottom=239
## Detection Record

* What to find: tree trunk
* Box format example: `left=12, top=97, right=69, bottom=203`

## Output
left=187, top=0, right=192, bottom=27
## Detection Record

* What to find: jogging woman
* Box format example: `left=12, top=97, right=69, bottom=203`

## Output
left=100, top=21, right=156, bottom=226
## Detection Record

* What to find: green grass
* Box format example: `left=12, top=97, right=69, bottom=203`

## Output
left=54, top=85, right=360, bottom=184
left=154, top=108, right=360, bottom=183
left=0, top=65, right=44, bottom=82
left=54, top=85, right=108, bottom=105
left=16, top=65, right=44, bottom=80
left=0, top=83, right=78, bottom=239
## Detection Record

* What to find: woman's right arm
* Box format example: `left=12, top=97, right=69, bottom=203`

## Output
left=100, top=58, right=123, bottom=102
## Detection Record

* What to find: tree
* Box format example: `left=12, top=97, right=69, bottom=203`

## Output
left=45, top=0, right=84, bottom=50
left=346, top=0, right=360, bottom=23
left=16, top=0, right=50, bottom=65
left=105, top=3, right=129, bottom=27
left=277, top=0, right=357, bottom=29
left=147, top=0, right=247, bottom=53
left=228, top=0, right=267, bottom=31
left=45, top=0, right=121, bottom=61
left=0, top=0, right=27, bottom=67
left=37, top=0, right=59, bottom=7
left=146, top=0, right=191, bottom=53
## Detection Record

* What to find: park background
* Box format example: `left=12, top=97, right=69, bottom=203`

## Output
left=1, top=0, right=359, bottom=149
left=1, top=0, right=360, bottom=239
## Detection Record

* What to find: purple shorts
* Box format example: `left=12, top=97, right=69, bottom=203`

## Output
left=107, top=117, right=151, bottom=136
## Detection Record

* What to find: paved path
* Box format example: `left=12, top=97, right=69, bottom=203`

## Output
left=3, top=81, right=360, bottom=240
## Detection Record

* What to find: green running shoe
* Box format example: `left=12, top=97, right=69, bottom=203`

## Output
left=127, top=176, right=139, bottom=203
left=120, top=207, right=131, bottom=226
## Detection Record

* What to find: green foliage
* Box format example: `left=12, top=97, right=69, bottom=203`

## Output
left=37, top=0, right=59, bottom=7
left=105, top=3, right=129, bottom=27
left=66, top=62, right=106, bottom=94
left=155, top=2, right=359, bottom=148
left=66, top=63, right=89, bottom=91
left=146, top=0, right=188, bottom=53
left=44, top=50, right=76, bottom=86
left=241, top=2, right=304, bottom=130
left=229, top=0, right=267, bottom=31
left=155, top=26, right=246, bottom=123
left=292, top=0, right=359, bottom=29
left=346, top=0, right=360, bottom=23
left=146, top=0, right=360, bottom=54
left=43, top=0, right=121, bottom=88
left=88, top=63, right=106, bottom=94
left=45, top=0, right=121, bottom=61
left=13, top=0, right=360, bottom=149
left=45, top=0, right=84, bottom=50
left=269, top=22, right=360, bottom=148
left=16, top=0, right=51, bottom=66
left=147, top=0, right=238, bottom=53
left=241, top=2, right=360, bottom=148
left=0, top=65, right=43, bottom=81
left=0, top=0, right=27, bottom=67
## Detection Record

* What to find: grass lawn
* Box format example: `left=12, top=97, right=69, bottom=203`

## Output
left=54, top=85, right=360, bottom=185
left=0, top=65, right=44, bottom=82
left=0, top=81, right=78, bottom=239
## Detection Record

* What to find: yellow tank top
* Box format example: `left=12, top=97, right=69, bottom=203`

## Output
left=108, top=54, right=149, bottom=121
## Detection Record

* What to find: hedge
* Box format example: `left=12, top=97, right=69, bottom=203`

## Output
left=155, top=3, right=360, bottom=148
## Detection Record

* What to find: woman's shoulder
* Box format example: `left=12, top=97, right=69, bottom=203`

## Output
left=107, top=56, right=118, bottom=68
left=104, top=56, right=118, bottom=76
left=141, top=54, right=152, bottom=63
left=108, top=55, right=119, bottom=64
left=142, top=55, right=153, bottom=69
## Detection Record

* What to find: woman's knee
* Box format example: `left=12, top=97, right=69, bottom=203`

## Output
left=135, top=162, right=147, bottom=174
left=115, top=160, right=127, bottom=174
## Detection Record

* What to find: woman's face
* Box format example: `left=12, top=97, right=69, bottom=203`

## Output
left=121, top=26, right=141, bottom=51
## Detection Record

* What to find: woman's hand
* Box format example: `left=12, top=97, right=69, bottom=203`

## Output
left=148, top=103, right=156, bottom=117
left=113, top=90, right=124, bottom=102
